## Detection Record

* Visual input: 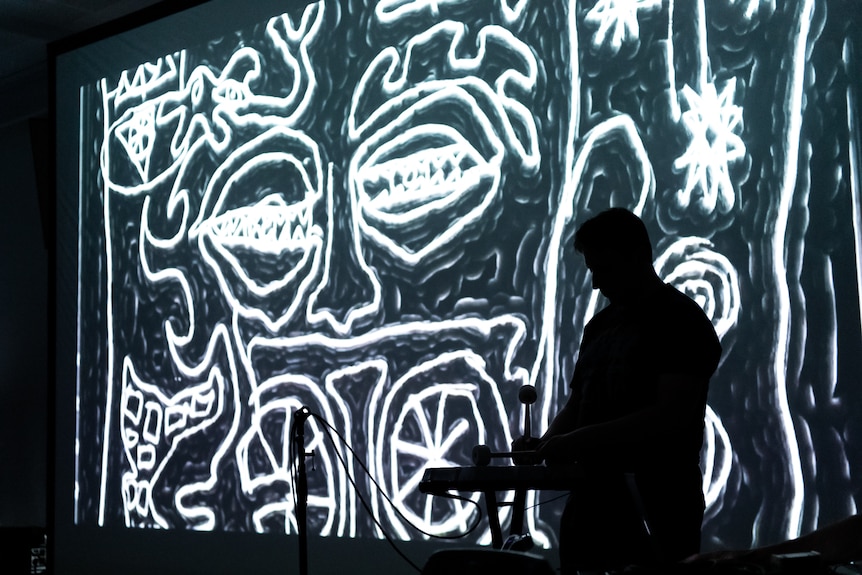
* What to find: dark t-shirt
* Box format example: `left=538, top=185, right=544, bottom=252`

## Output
left=561, top=282, right=721, bottom=570
left=571, top=282, right=721, bottom=466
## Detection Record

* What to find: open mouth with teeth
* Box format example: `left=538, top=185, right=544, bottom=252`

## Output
left=201, top=157, right=319, bottom=291
left=207, top=193, right=312, bottom=254
left=361, top=142, right=477, bottom=214
left=205, top=191, right=315, bottom=286
left=355, top=125, right=500, bottom=257
left=191, top=128, right=323, bottom=323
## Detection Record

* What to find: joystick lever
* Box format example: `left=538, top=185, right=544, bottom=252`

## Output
left=519, top=385, right=537, bottom=440
left=471, top=385, right=542, bottom=466
left=511, top=385, right=541, bottom=465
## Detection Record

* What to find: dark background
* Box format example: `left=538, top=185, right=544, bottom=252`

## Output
left=3, top=0, right=862, bottom=573
left=0, top=114, right=47, bottom=529
left=0, top=0, right=161, bottom=569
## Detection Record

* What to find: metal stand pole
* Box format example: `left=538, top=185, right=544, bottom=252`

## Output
left=294, top=407, right=312, bottom=575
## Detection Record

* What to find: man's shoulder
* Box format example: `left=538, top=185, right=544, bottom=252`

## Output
left=585, top=301, right=619, bottom=329
left=656, top=284, right=722, bottom=361
left=656, top=283, right=714, bottom=323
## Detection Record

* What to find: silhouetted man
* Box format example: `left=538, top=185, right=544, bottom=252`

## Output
left=538, top=208, right=721, bottom=574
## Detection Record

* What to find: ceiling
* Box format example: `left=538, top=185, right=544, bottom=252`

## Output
left=0, top=0, right=162, bottom=126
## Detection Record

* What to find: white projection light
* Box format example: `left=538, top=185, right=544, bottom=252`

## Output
left=58, top=0, right=862, bottom=570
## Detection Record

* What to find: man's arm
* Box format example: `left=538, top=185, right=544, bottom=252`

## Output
left=538, top=373, right=706, bottom=463
left=541, top=392, right=579, bottom=440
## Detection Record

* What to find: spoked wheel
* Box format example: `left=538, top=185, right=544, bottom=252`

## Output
left=373, top=352, right=512, bottom=540
left=236, top=376, right=347, bottom=536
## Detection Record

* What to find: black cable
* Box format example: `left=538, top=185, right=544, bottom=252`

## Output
left=289, top=410, right=300, bottom=532
left=312, top=415, right=425, bottom=573
left=290, top=408, right=502, bottom=574
left=310, top=412, right=484, bottom=540
left=524, top=491, right=569, bottom=511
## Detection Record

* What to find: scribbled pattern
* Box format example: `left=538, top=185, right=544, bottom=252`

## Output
left=72, top=0, right=862, bottom=553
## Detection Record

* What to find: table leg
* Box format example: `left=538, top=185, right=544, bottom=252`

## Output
left=482, top=490, right=503, bottom=549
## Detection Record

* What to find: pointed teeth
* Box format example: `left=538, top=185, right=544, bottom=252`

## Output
left=360, top=144, right=474, bottom=210
left=207, top=199, right=313, bottom=253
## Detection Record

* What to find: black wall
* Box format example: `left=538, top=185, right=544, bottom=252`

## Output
left=0, top=116, right=49, bottom=529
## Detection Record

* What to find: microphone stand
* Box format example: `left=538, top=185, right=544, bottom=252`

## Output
left=293, top=407, right=312, bottom=575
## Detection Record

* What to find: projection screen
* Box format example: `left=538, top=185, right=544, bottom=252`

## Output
left=53, top=0, right=862, bottom=572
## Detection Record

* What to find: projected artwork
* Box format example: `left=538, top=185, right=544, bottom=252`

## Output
left=72, top=0, right=862, bottom=553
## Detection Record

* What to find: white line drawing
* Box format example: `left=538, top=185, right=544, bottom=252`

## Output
left=584, top=0, right=662, bottom=57
left=69, top=0, right=862, bottom=555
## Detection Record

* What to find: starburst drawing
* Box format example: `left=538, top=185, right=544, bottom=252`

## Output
left=672, top=79, right=746, bottom=218
left=583, top=0, right=661, bottom=56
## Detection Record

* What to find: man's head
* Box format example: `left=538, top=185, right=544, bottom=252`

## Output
left=574, top=208, right=656, bottom=303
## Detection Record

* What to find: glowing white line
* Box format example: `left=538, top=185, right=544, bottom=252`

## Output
left=348, top=22, right=539, bottom=169
left=584, top=0, right=661, bottom=56
left=654, top=237, right=740, bottom=339
left=235, top=374, right=340, bottom=535
left=139, top=196, right=198, bottom=353
left=364, top=359, right=393, bottom=540
left=75, top=85, right=87, bottom=524
left=667, top=0, right=680, bottom=121
left=533, top=114, right=653, bottom=431
left=171, top=326, right=241, bottom=530
left=187, top=127, right=328, bottom=333
left=498, top=0, right=528, bottom=24
left=112, top=55, right=180, bottom=110
left=119, top=351, right=228, bottom=528
left=98, top=78, right=115, bottom=526
left=673, top=81, right=745, bottom=217
left=823, top=256, right=839, bottom=401
left=771, top=0, right=814, bottom=541
left=525, top=1, right=581, bottom=491
left=263, top=2, right=325, bottom=125
left=325, top=365, right=371, bottom=538
left=250, top=315, right=529, bottom=391
left=696, top=0, right=708, bottom=92
left=307, top=163, right=382, bottom=335
left=375, top=0, right=446, bottom=23
left=374, top=353, right=513, bottom=539
left=703, top=406, right=733, bottom=508
left=375, top=0, right=524, bottom=25
left=846, top=38, right=862, bottom=358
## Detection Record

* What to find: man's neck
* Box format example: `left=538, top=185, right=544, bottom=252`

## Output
left=616, top=270, right=664, bottom=308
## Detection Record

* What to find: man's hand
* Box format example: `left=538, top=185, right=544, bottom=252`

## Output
left=511, top=436, right=542, bottom=465
left=536, top=432, right=580, bottom=465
